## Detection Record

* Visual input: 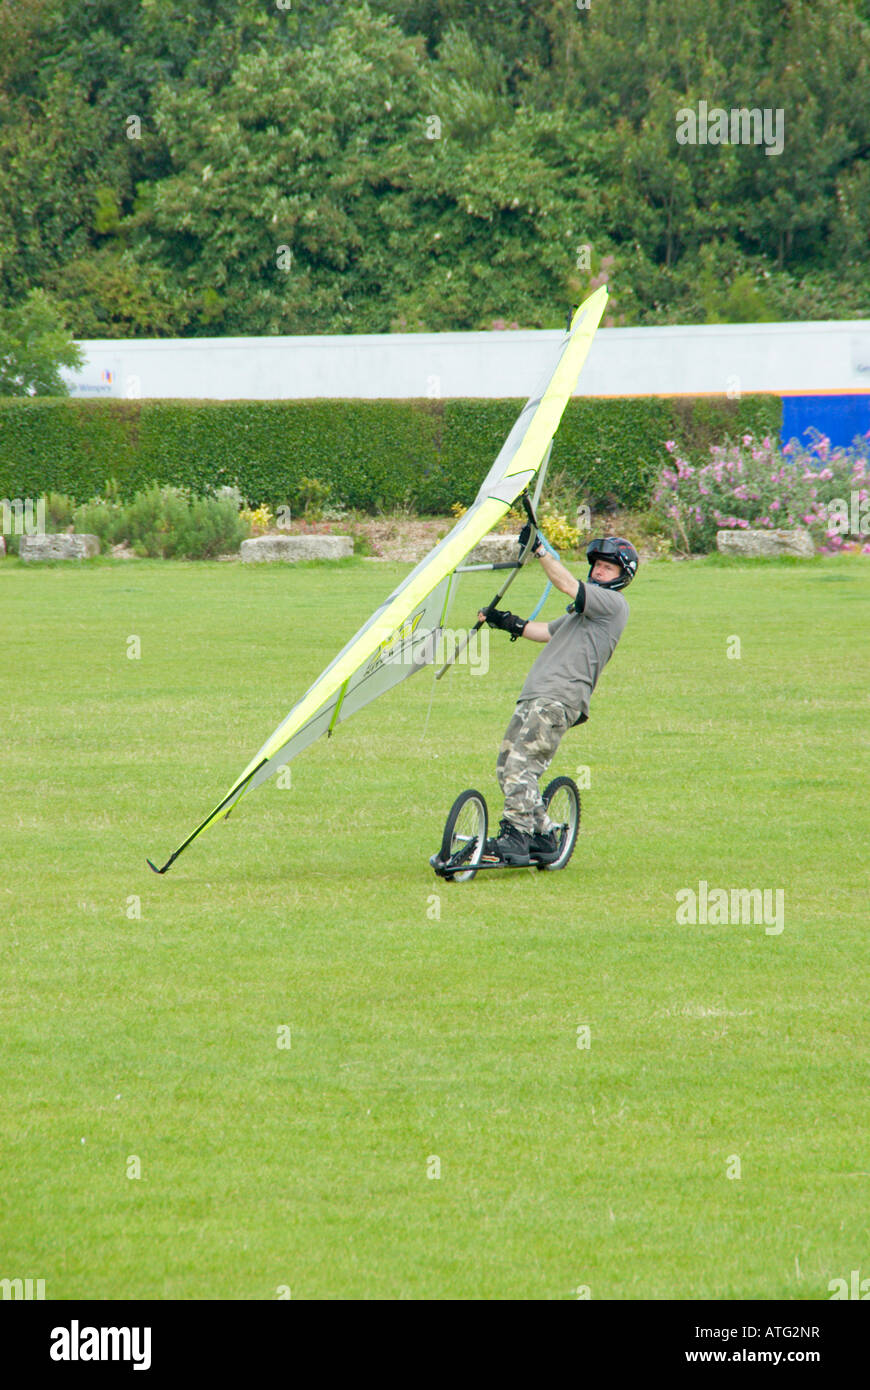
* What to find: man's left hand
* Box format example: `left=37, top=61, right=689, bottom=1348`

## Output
left=517, top=522, right=544, bottom=556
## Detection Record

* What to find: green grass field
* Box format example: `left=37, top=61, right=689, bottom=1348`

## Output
left=2, top=552, right=867, bottom=1300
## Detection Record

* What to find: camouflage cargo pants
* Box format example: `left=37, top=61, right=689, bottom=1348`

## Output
left=496, top=697, right=580, bottom=835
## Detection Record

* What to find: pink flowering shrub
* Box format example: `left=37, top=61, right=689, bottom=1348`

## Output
left=652, top=430, right=869, bottom=553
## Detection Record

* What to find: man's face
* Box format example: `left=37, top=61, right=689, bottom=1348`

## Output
left=590, top=558, right=622, bottom=585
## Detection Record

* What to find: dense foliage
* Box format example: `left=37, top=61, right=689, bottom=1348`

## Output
left=0, top=393, right=782, bottom=512
left=1, top=0, right=867, bottom=342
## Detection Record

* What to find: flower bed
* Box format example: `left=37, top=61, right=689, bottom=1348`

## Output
left=652, top=431, right=870, bottom=555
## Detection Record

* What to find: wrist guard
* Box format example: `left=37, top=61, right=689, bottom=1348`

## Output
left=485, top=608, right=527, bottom=641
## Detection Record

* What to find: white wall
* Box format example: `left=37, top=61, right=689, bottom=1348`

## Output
left=64, top=320, right=870, bottom=401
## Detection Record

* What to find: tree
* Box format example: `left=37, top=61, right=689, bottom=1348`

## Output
left=1, top=0, right=868, bottom=333
left=0, top=289, right=83, bottom=395
left=138, top=6, right=435, bottom=334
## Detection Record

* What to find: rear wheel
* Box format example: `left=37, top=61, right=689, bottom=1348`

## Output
left=439, top=789, right=488, bottom=882
left=538, top=776, right=580, bottom=871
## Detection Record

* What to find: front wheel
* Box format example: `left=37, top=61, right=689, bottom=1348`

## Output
left=538, top=776, right=580, bottom=871
left=438, top=789, right=488, bottom=882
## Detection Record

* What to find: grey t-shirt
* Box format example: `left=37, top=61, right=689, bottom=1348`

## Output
left=517, top=583, right=629, bottom=720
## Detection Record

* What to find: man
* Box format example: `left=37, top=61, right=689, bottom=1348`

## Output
left=477, top=531, right=638, bottom=866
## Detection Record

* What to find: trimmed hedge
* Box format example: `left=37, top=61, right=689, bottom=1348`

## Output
left=0, top=394, right=783, bottom=512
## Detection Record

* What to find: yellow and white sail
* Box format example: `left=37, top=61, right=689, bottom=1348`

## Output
left=148, top=287, right=607, bottom=872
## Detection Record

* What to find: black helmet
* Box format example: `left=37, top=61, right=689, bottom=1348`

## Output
left=586, top=536, right=638, bottom=591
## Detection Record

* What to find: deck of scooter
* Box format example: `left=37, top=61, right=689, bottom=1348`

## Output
left=429, top=850, right=561, bottom=875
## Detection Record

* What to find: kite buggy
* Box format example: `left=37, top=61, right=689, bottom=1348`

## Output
left=430, top=777, right=581, bottom=882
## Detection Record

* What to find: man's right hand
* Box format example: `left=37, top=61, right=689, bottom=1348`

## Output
left=479, top=607, right=527, bottom=640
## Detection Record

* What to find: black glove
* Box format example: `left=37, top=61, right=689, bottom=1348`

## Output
left=517, top=522, right=544, bottom=556
left=483, top=607, right=527, bottom=641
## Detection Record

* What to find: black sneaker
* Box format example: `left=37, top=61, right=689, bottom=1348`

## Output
left=482, top=819, right=531, bottom=867
left=528, top=826, right=564, bottom=863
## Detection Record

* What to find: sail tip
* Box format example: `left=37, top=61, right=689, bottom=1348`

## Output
left=569, top=284, right=608, bottom=332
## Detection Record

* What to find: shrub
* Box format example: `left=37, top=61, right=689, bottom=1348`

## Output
left=170, top=494, right=250, bottom=559
left=121, top=485, right=191, bottom=557
left=72, top=497, right=127, bottom=548
left=540, top=511, right=582, bottom=552
left=72, top=485, right=250, bottom=558
left=294, top=476, right=332, bottom=521
left=652, top=431, right=869, bottom=553
left=240, top=504, right=274, bottom=535
left=44, top=491, right=76, bottom=529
